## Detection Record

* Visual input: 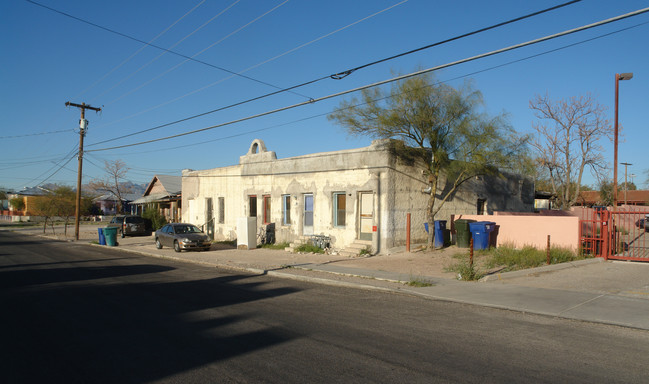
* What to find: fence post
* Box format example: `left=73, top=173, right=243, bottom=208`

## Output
left=406, top=213, right=411, bottom=252
left=469, top=238, right=474, bottom=269
left=546, top=235, right=551, bottom=265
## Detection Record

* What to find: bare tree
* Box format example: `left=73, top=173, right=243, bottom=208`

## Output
left=530, top=93, right=612, bottom=210
left=89, top=160, right=132, bottom=214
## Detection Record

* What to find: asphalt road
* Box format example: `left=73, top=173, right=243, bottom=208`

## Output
left=2, top=231, right=649, bottom=383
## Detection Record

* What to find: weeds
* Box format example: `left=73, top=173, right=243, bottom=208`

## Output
left=406, top=276, right=434, bottom=287
left=445, top=257, right=484, bottom=281
left=259, top=242, right=290, bottom=250
left=359, top=247, right=371, bottom=256
left=295, top=243, right=325, bottom=254
left=445, top=244, right=584, bottom=280
left=484, top=245, right=584, bottom=272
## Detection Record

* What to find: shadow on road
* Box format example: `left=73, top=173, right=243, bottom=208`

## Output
left=0, top=231, right=302, bottom=383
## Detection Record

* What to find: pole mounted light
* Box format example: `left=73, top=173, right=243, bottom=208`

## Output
left=613, top=72, right=633, bottom=209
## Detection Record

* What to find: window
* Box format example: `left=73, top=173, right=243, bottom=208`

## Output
left=333, top=192, right=346, bottom=227
left=249, top=195, right=257, bottom=217
left=263, top=195, right=271, bottom=224
left=282, top=195, right=291, bottom=225
left=218, top=197, right=225, bottom=224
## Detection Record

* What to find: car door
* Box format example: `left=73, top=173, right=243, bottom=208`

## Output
left=159, top=225, right=174, bottom=247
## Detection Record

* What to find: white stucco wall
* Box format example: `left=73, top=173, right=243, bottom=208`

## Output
left=182, top=139, right=534, bottom=253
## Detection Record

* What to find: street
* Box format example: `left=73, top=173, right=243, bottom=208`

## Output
left=2, top=230, right=648, bottom=383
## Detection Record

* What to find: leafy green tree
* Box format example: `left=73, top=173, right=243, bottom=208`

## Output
left=329, top=73, right=529, bottom=248
left=32, top=194, right=57, bottom=233
left=30, top=186, right=93, bottom=234
left=10, top=196, right=25, bottom=212
left=597, top=179, right=614, bottom=207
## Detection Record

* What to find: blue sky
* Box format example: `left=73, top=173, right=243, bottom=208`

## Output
left=1, top=0, right=648, bottom=192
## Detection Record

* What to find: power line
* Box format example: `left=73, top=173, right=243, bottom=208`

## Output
left=86, top=7, right=649, bottom=153
left=0, top=129, right=74, bottom=140
left=330, top=0, right=583, bottom=79
left=76, top=0, right=207, bottom=100
left=88, top=0, right=408, bottom=137
left=94, top=18, right=649, bottom=158
left=101, top=1, right=307, bottom=106
left=87, top=0, right=579, bottom=148
left=24, top=0, right=303, bottom=98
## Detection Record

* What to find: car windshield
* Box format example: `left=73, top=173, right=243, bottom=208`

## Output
left=174, top=225, right=202, bottom=234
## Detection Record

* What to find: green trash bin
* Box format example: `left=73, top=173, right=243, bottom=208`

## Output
left=454, top=219, right=475, bottom=248
left=103, top=227, right=118, bottom=246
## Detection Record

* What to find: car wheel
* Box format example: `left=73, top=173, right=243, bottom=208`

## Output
left=174, top=240, right=181, bottom=253
left=155, top=238, right=162, bottom=249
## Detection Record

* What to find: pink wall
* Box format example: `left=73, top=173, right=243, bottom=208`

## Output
left=451, top=213, right=580, bottom=250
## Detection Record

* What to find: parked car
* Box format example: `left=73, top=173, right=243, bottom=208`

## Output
left=107, top=215, right=150, bottom=238
left=636, top=217, right=649, bottom=232
left=155, top=223, right=212, bottom=252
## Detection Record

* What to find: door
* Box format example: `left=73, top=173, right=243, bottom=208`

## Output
left=359, top=192, right=374, bottom=241
left=205, top=198, right=214, bottom=240
left=303, top=194, right=314, bottom=236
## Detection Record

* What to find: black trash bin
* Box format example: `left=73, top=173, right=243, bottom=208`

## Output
left=454, top=219, right=475, bottom=248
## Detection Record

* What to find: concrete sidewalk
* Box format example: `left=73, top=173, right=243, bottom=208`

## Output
left=6, top=222, right=649, bottom=331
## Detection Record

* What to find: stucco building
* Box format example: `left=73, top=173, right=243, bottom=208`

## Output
left=182, top=139, right=534, bottom=254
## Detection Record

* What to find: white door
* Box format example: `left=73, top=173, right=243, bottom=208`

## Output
left=303, top=194, right=314, bottom=236
left=359, top=192, right=373, bottom=241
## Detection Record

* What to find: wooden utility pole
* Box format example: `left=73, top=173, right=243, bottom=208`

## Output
left=66, top=102, right=101, bottom=241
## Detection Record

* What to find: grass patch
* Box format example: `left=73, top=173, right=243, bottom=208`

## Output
left=445, top=257, right=485, bottom=281
left=295, top=243, right=325, bottom=254
left=484, top=245, right=585, bottom=272
left=359, top=247, right=371, bottom=256
left=259, top=242, right=290, bottom=250
left=406, top=274, right=434, bottom=287
left=445, top=244, right=585, bottom=280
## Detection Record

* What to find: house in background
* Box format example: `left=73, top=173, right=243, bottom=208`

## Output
left=132, top=175, right=182, bottom=222
left=4, top=187, right=48, bottom=221
left=93, top=192, right=142, bottom=216
left=182, top=139, right=534, bottom=254
left=577, top=190, right=649, bottom=207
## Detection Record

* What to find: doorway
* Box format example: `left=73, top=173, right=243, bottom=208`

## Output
left=303, top=194, right=314, bottom=236
left=359, top=192, right=373, bottom=241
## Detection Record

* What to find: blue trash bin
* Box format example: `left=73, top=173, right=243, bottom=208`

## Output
left=98, top=228, right=106, bottom=245
left=469, top=221, right=495, bottom=250
left=434, top=220, right=447, bottom=248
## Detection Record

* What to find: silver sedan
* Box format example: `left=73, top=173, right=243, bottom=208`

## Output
left=155, top=223, right=212, bottom=252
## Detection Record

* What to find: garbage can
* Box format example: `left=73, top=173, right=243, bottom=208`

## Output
left=97, top=228, right=106, bottom=245
left=434, top=220, right=447, bottom=248
left=103, top=227, right=118, bottom=246
left=454, top=219, right=475, bottom=248
left=469, top=221, right=496, bottom=250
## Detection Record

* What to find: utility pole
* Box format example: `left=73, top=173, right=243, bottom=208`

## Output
left=66, top=102, right=101, bottom=241
left=621, top=162, right=632, bottom=206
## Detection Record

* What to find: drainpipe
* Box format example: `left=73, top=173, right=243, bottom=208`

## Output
left=372, top=172, right=381, bottom=255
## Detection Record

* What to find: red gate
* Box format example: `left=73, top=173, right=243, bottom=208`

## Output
left=609, top=210, right=649, bottom=261
left=580, top=208, right=649, bottom=261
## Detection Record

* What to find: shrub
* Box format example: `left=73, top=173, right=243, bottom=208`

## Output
left=142, top=205, right=167, bottom=230
left=295, top=243, right=324, bottom=253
